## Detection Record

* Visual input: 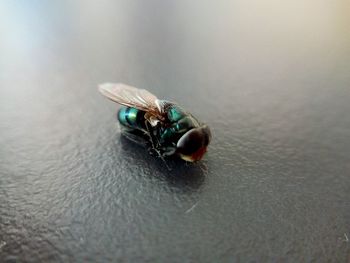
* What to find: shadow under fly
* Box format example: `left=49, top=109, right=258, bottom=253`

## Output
left=118, top=134, right=207, bottom=191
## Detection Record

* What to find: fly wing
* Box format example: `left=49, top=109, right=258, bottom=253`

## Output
left=98, top=83, right=165, bottom=120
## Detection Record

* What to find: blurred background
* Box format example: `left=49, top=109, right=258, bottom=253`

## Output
left=0, top=0, right=349, bottom=262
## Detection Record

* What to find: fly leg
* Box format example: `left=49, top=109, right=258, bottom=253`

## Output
left=161, top=146, right=177, bottom=157
left=144, top=120, right=171, bottom=170
left=144, top=120, right=162, bottom=156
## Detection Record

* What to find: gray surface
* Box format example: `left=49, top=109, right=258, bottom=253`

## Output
left=1, top=0, right=350, bottom=262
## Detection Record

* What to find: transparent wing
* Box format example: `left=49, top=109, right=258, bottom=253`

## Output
left=98, top=83, right=165, bottom=119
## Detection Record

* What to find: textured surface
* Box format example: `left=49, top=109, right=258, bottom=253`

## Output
left=1, top=1, right=350, bottom=262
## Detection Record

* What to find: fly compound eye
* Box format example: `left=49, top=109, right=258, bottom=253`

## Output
left=177, top=129, right=204, bottom=156
left=176, top=125, right=211, bottom=161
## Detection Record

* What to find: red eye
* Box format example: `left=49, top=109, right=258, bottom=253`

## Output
left=189, top=146, right=208, bottom=161
left=176, top=125, right=211, bottom=161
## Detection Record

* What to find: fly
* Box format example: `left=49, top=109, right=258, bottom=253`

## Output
left=99, top=83, right=211, bottom=162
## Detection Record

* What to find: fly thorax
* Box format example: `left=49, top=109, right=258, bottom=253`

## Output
left=160, top=116, right=196, bottom=143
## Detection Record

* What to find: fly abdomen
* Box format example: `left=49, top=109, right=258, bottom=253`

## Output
left=118, top=106, right=145, bottom=129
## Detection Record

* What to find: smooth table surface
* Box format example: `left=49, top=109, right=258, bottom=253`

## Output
left=1, top=1, right=350, bottom=262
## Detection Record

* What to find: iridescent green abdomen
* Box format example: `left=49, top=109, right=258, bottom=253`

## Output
left=118, top=106, right=145, bottom=129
